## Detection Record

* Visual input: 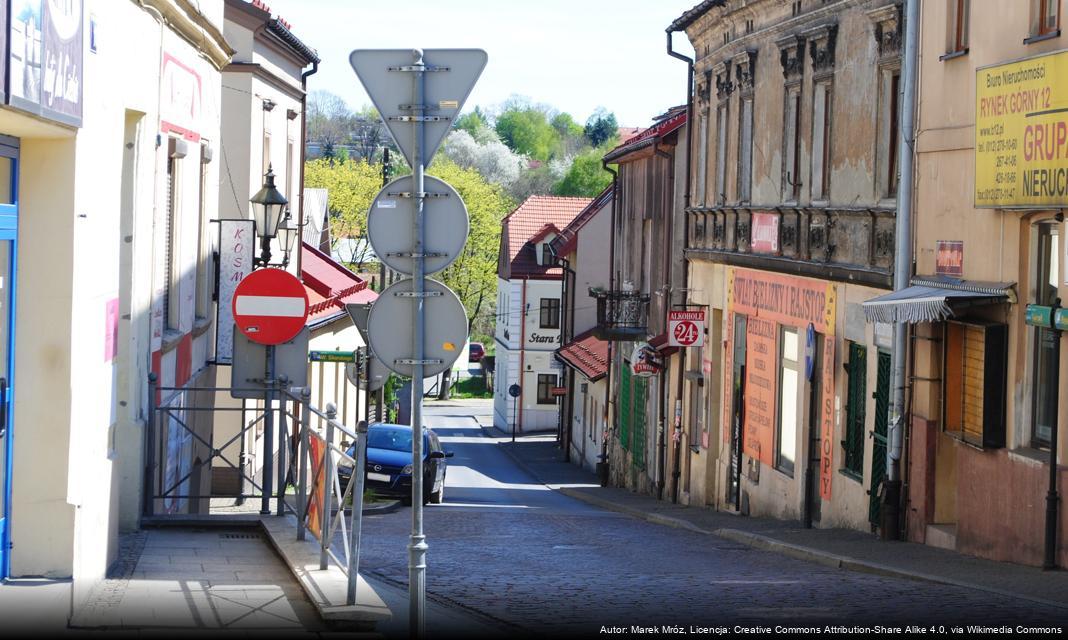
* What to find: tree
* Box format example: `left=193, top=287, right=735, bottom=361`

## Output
left=553, top=150, right=612, bottom=197
left=455, top=107, right=489, bottom=138
left=584, top=107, right=619, bottom=147
left=303, top=158, right=383, bottom=270
left=427, top=157, right=515, bottom=339
left=442, top=130, right=525, bottom=189
left=307, top=91, right=354, bottom=155
left=495, top=106, right=558, bottom=162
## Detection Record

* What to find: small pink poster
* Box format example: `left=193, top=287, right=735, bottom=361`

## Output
left=105, top=298, right=119, bottom=362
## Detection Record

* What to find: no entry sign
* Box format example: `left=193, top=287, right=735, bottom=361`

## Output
left=232, top=269, right=309, bottom=345
left=668, top=310, right=706, bottom=347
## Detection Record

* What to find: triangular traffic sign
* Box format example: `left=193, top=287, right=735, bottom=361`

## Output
left=350, top=49, right=488, bottom=169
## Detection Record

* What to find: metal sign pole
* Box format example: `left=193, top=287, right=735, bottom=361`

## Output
left=409, top=48, right=428, bottom=637
left=260, top=344, right=276, bottom=515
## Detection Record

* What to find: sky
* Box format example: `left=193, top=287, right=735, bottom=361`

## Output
left=264, top=0, right=699, bottom=128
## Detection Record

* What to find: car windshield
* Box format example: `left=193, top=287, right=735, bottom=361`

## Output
left=365, top=426, right=431, bottom=453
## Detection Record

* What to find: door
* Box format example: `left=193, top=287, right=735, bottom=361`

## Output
left=0, top=140, right=18, bottom=578
left=869, top=350, right=891, bottom=527
left=727, top=314, right=747, bottom=508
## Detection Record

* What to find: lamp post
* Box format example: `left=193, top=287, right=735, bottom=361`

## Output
left=251, top=165, right=298, bottom=269
left=249, top=165, right=295, bottom=514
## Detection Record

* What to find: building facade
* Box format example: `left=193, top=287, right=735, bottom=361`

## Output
left=0, top=0, right=232, bottom=610
left=674, top=0, right=903, bottom=532
left=494, top=196, right=591, bottom=434
left=599, top=108, right=689, bottom=499
left=891, top=0, right=1067, bottom=567
left=553, top=187, right=613, bottom=472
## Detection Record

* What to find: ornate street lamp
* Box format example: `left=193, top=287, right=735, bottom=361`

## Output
left=250, top=165, right=292, bottom=268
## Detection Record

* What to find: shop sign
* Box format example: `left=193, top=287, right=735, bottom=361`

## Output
left=629, top=341, right=659, bottom=378
left=668, top=309, right=705, bottom=347
left=975, top=50, right=1068, bottom=208
left=1055, top=308, right=1068, bottom=331
left=750, top=212, right=779, bottom=254
left=160, top=52, right=203, bottom=142
left=8, top=0, right=83, bottom=126
left=727, top=268, right=836, bottom=334
left=935, top=240, right=964, bottom=276
left=743, top=317, right=777, bottom=466
left=1025, top=304, right=1055, bottom=328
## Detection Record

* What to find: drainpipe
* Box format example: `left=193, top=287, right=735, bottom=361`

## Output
left=654, top=142, right=673, bottom=501
left=601, top=162, right=619, bottom=486
left=557, top=255, right=576, bottom=461
left=297, top=59, right=319, bottom=276
left=667, top=28, right=695, bottom=505
left=885, top=0, right=919, bottom=541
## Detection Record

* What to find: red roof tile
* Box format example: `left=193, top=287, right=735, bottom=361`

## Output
left=604, top=106, right=687, bottom=163
left=556, top=329, right=610, bottom=381
left=500, top=195, right=592, bottom=279
left=301, top=242, right=378, bottom=326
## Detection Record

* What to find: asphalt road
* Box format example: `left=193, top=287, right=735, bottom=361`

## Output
left=352, top=403, right=1068, bottom=638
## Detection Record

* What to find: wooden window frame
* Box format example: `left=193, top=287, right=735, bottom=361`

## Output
left=539, top=298, right=560, bottom=329
left=842, top=341, right=866, bottom=479
left=536, top=373, right=558, bottom=405
left=1040, top=0, right=1060, bottom=36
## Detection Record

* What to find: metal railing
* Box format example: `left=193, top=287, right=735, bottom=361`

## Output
left=143, top=356, right=373, bottom=606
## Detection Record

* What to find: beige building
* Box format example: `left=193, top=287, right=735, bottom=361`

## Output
left=0, top=0, right=233, bottom=610
left=893, top=0, right=1068, bottom=567
left=673, top=0, right=904, bottom=532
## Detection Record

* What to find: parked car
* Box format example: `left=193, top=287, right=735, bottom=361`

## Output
left=337, top=423, right=453, bottom=505
left=468, top=342, right=485, bottom=362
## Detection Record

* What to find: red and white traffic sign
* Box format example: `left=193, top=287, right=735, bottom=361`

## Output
left=232, top=269, right=309, bottom=346
left=668, top=309, right=706, bottom=347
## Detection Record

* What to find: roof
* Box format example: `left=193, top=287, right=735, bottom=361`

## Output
left=551, top=186, right=614, bottom=257
left=603, top=106, right=687, bottom=164
left=667, top=0, right=725, bottom=33
left=617, top=127, right=643, bottom=144
left=556, top=329, right=610, bottom=381
left=301, top=242, right=378, bottom=327
left=226, top=0, right=319, bottom=65
left=500, top=195, right=592, bottom=279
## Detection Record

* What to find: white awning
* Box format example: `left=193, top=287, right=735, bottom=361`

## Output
left=862, top=277, right=1015, bottom=324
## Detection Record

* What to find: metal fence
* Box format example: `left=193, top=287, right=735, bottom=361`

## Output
left=143, top=362, right=373, bottom=605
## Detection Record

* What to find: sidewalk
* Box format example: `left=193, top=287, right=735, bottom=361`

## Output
left=483, top=426, right=1068, bottom=612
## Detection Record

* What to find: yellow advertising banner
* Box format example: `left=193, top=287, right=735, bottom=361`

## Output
left=975, top=50, right=1068, bottom=208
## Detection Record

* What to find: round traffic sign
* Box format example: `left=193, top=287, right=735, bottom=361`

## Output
left=232, top=268, right=309, bottom=346
left=367, top=277, right=469, bottom=378
left=367, top=175, right=469, bottom=276
left=508, top=384, right=521, bottom=398
left=672, top=320, right=700, bottom=346
left=345, top=354, right=389, bottom=392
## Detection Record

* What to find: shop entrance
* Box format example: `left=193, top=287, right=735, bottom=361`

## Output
left=0, top=137, right=19, bottom=578
left=869, top=350, right=891, bottom=527
left=727, top=314, right=746, bottom=509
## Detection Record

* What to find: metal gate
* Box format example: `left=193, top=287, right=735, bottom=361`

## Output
left=632, top=376, right=647, bottom=468
left=619, top=363, right=632, bottom=450
left=869, top=350, right=891, bottom=526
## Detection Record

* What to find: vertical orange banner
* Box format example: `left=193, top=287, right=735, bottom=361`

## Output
left=743, top=317, right=777, bottom=466
left=722, top=312, right=734, bottom=444
left=306, top=437, right=326, bottom=540
left=819, top=338, right=836, bottom=500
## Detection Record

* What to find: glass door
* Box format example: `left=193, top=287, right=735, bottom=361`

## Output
left=0, top=142, right=18, bottom=579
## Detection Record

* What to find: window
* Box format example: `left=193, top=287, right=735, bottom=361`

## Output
left=738, top=97, right=754, bottom=203
left=1031, top=221, right=1060, bottom=448
left=1038, top=0, right=1060, bottom=36
left=946, top=0, right=969, bottom=55
left=811, top=83, right=832, bottom=200
left=783, top=87, right=802, bottom=202
left=878, top=69, right=901, bottom=199
left=696, top=110, right=709, bottom=205
left=195, top=145, right=210, bottom=319
left=842, top=341, right=866, bottom=477
left=537, top=374, right=558, bottom=405
left=164, top=151, right=180, bottom=331
left=715, top=104, right=728, bottom=205
left=539, top=298, right=560, bottom=329
left=943, top=321, right=1008, bottom=449
left=777, top=327, right=800, bottom=476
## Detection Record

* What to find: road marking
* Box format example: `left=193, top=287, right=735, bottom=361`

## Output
left=235, top=295, right=306, bottom=317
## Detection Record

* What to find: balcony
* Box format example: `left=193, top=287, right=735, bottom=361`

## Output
left=685, top=206, right=896, bottom=288
left=590, top=287, right=649, bottom=341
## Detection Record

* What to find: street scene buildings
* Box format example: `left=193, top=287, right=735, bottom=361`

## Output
left=0, top=0, right=1067, bottom=636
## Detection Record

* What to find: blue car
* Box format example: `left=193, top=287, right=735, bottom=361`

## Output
left=338, top=423, right=453, bottom=505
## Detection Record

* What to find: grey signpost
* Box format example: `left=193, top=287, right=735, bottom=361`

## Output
left=351, top=48, right=486, bottom=636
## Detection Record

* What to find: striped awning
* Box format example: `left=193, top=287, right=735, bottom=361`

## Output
left=862, top=277, right=1015, bottom=324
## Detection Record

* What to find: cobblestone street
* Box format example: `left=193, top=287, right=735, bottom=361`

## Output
left=352, top=405, right=1068, bottom=636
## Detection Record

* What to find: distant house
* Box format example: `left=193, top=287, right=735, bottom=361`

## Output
left=494, top=195, right=592, bottom=433
left=302, top=187, right=330, bottom=253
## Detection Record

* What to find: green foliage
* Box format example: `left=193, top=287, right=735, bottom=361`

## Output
left=455, top=108, right=489, bottom=138
left=303, top=158, right=382, bottom=266
left=495, top=107, right=558, bottom=162
left=553, top=149, right=613, bottom=197
left=551, top=112, right=584, bottom=138
left=584, top=108, right=619, bottom=147
left=383, top=374, right=401, bottom=423
left=450, top=375, right=492, bottom=399
left=428, top=157, right=516, bottom=337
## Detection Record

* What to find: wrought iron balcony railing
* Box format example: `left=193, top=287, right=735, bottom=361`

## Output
left=590, top=287, right=650, bottom=341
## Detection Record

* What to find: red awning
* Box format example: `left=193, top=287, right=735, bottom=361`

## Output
left=649, top=332, right=679, bottom=356
left=556, top=330, right=610, bottom=381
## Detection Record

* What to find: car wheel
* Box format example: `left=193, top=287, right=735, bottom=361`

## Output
left=429, top=475, right=445, bottom=504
